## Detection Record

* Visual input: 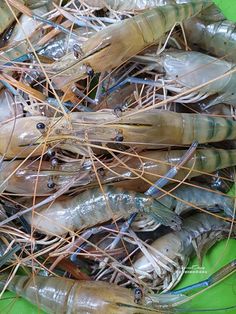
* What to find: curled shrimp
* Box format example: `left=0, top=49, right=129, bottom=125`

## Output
left=51, top=1, right=210, bottom=88
left=23, top=185, right=181, bottom=235
left=119, top=213, right=234, bottom=292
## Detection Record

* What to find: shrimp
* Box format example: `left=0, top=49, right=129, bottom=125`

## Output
left=98, top=148, right=236, bottom=193
left=156, top=50, right=236, bottom=106
left=82, top=0, right=176, bottom=11
left=2, top=147, right=236, bottom=195
left=2, top=275, right=177, bottom=313
left=51, top=1, right=210, bottom=89
left=0, top=89, right=23, bottom=126
left=3, top=110, right=236, bottom=158
left=0, top=158, right=91, bottom=195
left=122, top=213, right=235, bottom=292
left=184, top=18, right=236, bottom=63
left=24, top=186, right=181, bottom=235
left=0, top=0, right=52, bottom=36
left=159, top=184, right=235, bottom=217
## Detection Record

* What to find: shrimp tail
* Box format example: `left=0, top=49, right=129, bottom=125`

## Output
left=148, top=200, right=182, bottom=230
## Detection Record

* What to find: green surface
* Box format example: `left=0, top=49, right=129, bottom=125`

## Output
left=213, top=0, right=236, bottom=21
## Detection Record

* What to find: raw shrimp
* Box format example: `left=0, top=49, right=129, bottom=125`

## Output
left=3, top=275, right=176, bottom=313
left=157, top=50, right=236, bottom=106
left=3, top=110, right=236, bottom=158
left=2, top=147, right=236, bottom=195
left=82, top=0, right=176, bottom=11
left=51, top=1, right=210, bottom=88
left=0, top=0, right=53, bottom=36
left=159, top=184, right=235, bottom=217
left=0, top=158, right=91, bottom=195
left=124, top=213, right=235, bottom=291
left=98, top=148, right=236, bottom=192
left=184, top=18, right=236, bottom=63
left=24, top=186, right=181, bottom=235
left=0, top=89, right=23, bottom=125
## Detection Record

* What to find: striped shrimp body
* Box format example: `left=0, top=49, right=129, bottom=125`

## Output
left=159, top=184, right=235, bottom=217
left=158, top=50, right=236, bottom=106
left=24, top=186, right=181, bottom=235
left=99, top=148, right=236, bottom=193
left=184, top=18, right=236, bottom=63
left=51, top=1, right=210, bottom=89
left=2, top=147, right=236, bottom=195
left=129, top=213, right=234, bottom=292
left=3, top=110, right=236, bottom=158
left=4, top=276, right=164, bottom=314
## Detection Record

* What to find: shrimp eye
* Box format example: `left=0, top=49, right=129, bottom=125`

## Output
left=47, top=181, right=55, bottom=188
left=47, top=149, right=55, bottom=157
left=51, top=158, right=58, bottom=167
left=115, top=133, right=124, bottom=142
left=134, top=288, right=143, bottom=304
left=36, top=122, right=46, bottom=130
left=114, top=106, right=123, bottom=117
left=86, top=66, right=94, bottom=77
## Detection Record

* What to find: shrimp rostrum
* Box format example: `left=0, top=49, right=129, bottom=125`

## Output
left=3, top=110, right=236, bottom=159
left=51, top=1, right=210, bottom=89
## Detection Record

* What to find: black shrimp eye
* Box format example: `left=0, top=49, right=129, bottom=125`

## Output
left=86, top=67, right=94, bottom=77
left=115, top=134, right=124, bottom=142
left=47, top=181, right=55, bottom=189
left=134, top=288, right=143, bottom=304
left=134, top=288, right=142, bottom=296
left=47, top=149, right=55, bottom=157
left=51, top=158, right=58, bottom=167
left=36, top=122, right=46, bottom=130
left=114, top=106, right=123, bottom=117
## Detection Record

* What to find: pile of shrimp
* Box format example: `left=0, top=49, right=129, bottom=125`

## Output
left=0, top=0, right=236, bottom=313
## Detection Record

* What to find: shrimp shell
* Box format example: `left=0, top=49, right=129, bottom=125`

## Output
left=159, top=184, right=234, bottom=217
left=5, top=276, right=163, bottom=314
left=99, top=148, right=236, bottom=192
left=184, top=18, right=236, bottom=63
left=3, top=111, right=236, bottom=158
left=24, top=186, right=181, bottom=235
left=51, top=1, right=209, bottom=88
left=131, top=213, right=234, bottom=291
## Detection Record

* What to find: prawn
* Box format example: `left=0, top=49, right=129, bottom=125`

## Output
left=159, top=184, right=235, bottom=217
left=184, top=17, right=236, bottom=63
left=0, top=275, right=186, bottom=314
left=0, top=0, right=52, bottom=36
left=3, top=110, right=236, bottom=158
left=23, top=185, right=181, bottom=236
left=120, top=213, right=235, bottom=292
left=82, top=0, right=210, bottom=12
left=2, top=147, right=236, bottom=195
left=97, top=148, right=236, bottom=192
left=155, top=50, right=236, bottom=106
left=51, top=1, right=210, bottom=89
